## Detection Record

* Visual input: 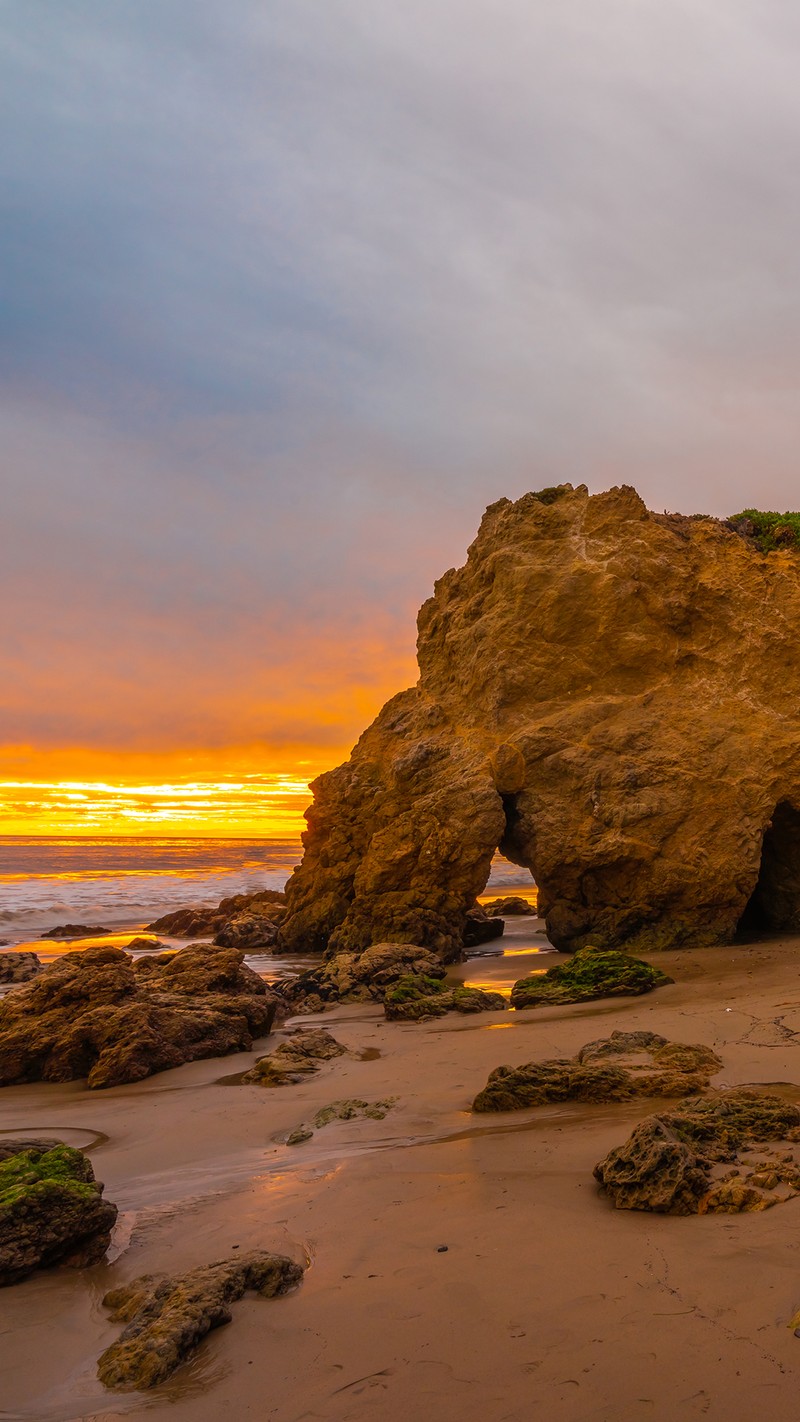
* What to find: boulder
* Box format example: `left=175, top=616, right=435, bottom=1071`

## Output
left=97, top=1251, right=304, bottom=1390
left=124, top=936, right=165, bottom=952
left=147, top=889, right=286, bottom=941
left=472, top=1030, right=722, bottom=1111
left=463, top=907, right=505, bottom=948
left=0, top=944, right=279, bottom=1089
left=594, top=1089, right=800, bottom=1214
left=0, top=1145, right=118, bottom=1285
left=384, top=976, right=507, bottom=1021
left=240, top=1028, right=347, bottom=1085
left=282, top=941, right=446, bottom=1011
left=480, top=896, right=536, bottom=916
left=279, top=484, right=800, bottom=959
left=510, top=946, right=671, bottom=1008
left=41, top=924, right=110, bottom=939
left=0, top=952, right=42, bottom=984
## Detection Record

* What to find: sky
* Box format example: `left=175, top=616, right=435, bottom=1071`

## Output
left=4, top=0, right=800, bottom=834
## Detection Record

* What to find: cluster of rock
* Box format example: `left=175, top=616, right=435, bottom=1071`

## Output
left=0, top=943, right=279, bottom=1088
left=277, top=483, right=800, bottom=961
left=510, top=946, right=672, bottom=1009
left=0, top=1142, right=118, bottom=1285
left=241, top=1028, right=347, bottom=1085
left=595, top=1089, right=800, bottom=1214
left=384, top=976, right=507, bottom=1021
left=472, top=1031, right=722, bottom=1112
left=148, top=889, right=287, bottom=950
left=97, top=1252, right=305, bottom=1389
left=0, top=952, right=41, bottom=984
left=279, top=941, right=450, bottom=1013
left=287, top=1097, right=396, bottom=1146
left=480, top=896, right=535, bottom=916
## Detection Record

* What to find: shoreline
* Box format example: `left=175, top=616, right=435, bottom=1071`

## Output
left=4, top=932, right=800, bottom=1419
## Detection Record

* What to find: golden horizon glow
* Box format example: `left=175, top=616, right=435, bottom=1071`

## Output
left=0, top=747, right=343, bottom=837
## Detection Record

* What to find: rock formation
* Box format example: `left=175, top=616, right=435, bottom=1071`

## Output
left=0, top=952, right=42, bottom=984
left=240, top=1028, right=347, bottom=1085
left=97, top=1252, right=304, bottom=1389
left=148, top=889, right=286, bottom=948
left=509, top=946, right=671, bottom=1008
left=0, top=944, right=278, bottom=1089
left=383, top=978, right=507, bottom=1021
left=472, top=1030, right=721, bottom=1111
left=280, top=484, right=800, bottom=959
left=594, top=1089, right=800, bottom=1214
left=0, top=1144, right=118, bottom=1285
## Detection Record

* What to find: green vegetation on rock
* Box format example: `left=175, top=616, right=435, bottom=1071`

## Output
left=511, top=946, right=671, bottom=1010
left=729, top=508, right=800, bottom=553
left=0, top=1144, right=118, bottom=1285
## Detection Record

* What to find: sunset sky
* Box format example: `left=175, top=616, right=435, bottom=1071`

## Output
left=5, top=2, right=800, bottom=835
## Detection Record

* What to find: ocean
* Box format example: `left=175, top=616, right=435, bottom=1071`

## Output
left=0, top=836, right=535, bottom=946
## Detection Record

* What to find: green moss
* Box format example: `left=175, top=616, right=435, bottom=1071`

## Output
left=729, top=509, right=800, bottom=553
left=384, top=974, right=448, bottom=1006
left=511, top=946, right=671, bottom=1009
left=0, top=1147, right=96, bottom=1210
left=532, top=486, right=567, bottom=506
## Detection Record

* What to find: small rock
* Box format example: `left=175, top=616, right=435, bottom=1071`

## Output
left=41, top=924, right=111, bottom=940
left=286, top=1127, right=314, bottom=1146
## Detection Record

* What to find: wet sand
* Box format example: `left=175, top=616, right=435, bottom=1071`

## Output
left=5, top=928, right=800, bottom=1421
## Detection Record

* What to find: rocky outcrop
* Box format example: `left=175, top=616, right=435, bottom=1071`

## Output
left=594, top=1089, right=800, bottom=1214
left=510, top=946, right=672, bottom=1008
left=241, top=1028, right=347, bottom=1085
left=147, top=890, right=286, bottom=946
left=384, top=977, right=507, bottom=1021
left=0, top=952, right=41, bottom=984
left=279, top=941, right=447, bottom=1014
left=42, top=924, right=110, bottom=939
left=0, top=944, right=278, bottom=1089
left=0, top=1145, right=117, bottom=1285
left=473, top=1031, right=721, bottom=1111
left=280, top=484, right=800, bottom=959
left=97, top=1252, right=304, bottom=1389
left=480, top=896, right=536, bottom=916
left=462, top=907, right=504, bottom=948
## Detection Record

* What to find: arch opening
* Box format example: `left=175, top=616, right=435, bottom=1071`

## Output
left=739, top=801, right=800, bottom=934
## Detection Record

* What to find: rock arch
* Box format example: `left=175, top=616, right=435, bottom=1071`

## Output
left=280, top=484, right=800, bottom=959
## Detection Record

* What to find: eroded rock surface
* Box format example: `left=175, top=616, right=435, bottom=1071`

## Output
left=594, top=1089, right=800, bottom=1214
left=384, top=976, right=507, bottom=1021
left=280, top=941, right=447, bottom=1013
left=0, top=952, right=42, bottom=984
left=97, top=1251, right=304, bottom=1389
left=510, top=946, right=672, bottom=1009
left=280, top=484, right=800, bottom=958
left=480, top=896, right=536, bottom=916
left=240, top=1028, right=347, bottom=1085
left=0, top=1145, right=117, bottom=1285
left=0, top=944, right=278, bottom=1088
left=473, top=1031, right=721, bottom=1112
left=148, top=889, right=286, bottom=947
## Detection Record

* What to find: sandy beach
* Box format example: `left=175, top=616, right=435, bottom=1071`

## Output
left=3, top=924, right=800, bottom=1422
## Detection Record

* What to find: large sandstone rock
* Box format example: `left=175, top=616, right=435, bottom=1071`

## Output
left=98, top=1252, right=304, bottom=1389
left=280, top=484, right=800, bottom=958
left=0, top=1145, right=117, bottom=1285
left=0, top=944, right=278, bottom=1089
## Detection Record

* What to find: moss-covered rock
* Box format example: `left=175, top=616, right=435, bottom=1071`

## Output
left=594, top=1089, right=800, bottom=1215
left=728, top=509, right=800, bottom=554
left=473, top=1031, right=721, bottom=1112
left=0, top=1145, right=118, bottom=1285
left=510, top=946, right=672, bottom=1009
left=384, top=975, right=507, bottom=1021
left=97, top=1251, right=304, bottom=1390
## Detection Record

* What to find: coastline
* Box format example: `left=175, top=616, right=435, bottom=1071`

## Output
left=4, top=930, right=800, bottom=1421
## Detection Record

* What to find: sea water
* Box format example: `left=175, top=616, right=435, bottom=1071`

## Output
left=0, top=836, right=536, bottom=946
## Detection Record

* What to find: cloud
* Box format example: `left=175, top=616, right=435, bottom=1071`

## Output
left=4, top=0, right=800, bottom=782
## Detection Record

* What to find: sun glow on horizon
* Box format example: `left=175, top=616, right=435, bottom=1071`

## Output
left=0, top=761, right=332, bottom=837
